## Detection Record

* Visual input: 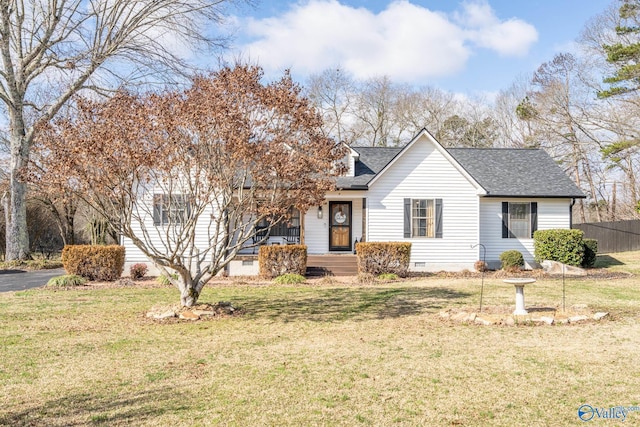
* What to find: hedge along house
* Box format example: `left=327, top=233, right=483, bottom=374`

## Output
left=123, top=129, right=585, bottom=275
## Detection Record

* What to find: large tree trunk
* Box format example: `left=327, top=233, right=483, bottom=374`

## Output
left=179, top=282, right=200, bottom=307
left=6, top=115, right=31, bottom=260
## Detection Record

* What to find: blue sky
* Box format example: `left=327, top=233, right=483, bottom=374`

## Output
left=223, top=0, right=615, bottom=98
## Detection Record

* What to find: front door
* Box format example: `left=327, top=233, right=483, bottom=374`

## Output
left=329, top=201, right=352, bottom=251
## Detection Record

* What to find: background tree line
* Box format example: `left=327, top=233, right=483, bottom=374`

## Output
left=305, top=1, right=640, bottom=225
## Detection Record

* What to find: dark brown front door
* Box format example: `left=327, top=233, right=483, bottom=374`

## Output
left=329, top=201, right=352, bottom=251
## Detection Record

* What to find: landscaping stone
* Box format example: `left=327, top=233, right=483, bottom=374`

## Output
left=452, top=311, right=469, bottom=322
left=217, top=301, right=236, bottom=314
left=193, top=309, right=215, bottom=317
left=179, top=311, right=200, bottom=320
left=538, top=316, right=554, bottom=325
left=593, top=312, right=609, bottom=321
left=474, top=317, right=493, bottom=326
left=569, top=315, right=589, bottom=323
left=152, top=310, right=176, bottom=320
left=541, top=260, right=587, bottom=276
left=441, top=305, right=609, bottom=327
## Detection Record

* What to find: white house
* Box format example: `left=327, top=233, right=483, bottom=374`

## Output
left=123, top=129, right=585, bottom=275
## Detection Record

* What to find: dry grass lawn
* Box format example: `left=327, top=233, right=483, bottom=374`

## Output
left=1, top=253, right=640, bottom=426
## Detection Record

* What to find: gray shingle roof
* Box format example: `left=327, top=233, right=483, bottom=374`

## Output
left=448, top=148, right=585, bottom=198
left=336, top=144, right=585, bottom=198
left=335, top=147, right=402, bottom=189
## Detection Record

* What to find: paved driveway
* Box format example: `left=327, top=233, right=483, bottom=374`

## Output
left=0, top=268, right=65, bottom=292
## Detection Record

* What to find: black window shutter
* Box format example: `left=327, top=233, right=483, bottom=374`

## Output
left=153, top=194, right=161, bottom=226
left=502, top=202, right=509, bottom=238
left=404, top=198, right=411, bottom=238
left=530, top=202, right=538, bottom=238
left=435, top=198, right=443, bottom=238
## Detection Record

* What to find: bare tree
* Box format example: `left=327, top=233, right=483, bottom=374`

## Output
left=493, top=76, right=541, bottom=148
left=0, top=0, right=248, bottom=260
left=32, top=65, right=346, bottom=307
left=395, top=86, right=458, bottom=140
left=352, top=76, right=399, bottom=147
left=527, top=53, right=604, bottom=222
left=306, top=68, right=360, bottom=145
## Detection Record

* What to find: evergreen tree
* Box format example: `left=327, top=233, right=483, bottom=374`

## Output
left=599, top=0, right=640, bottom=98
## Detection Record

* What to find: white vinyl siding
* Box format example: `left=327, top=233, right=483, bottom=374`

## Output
left=123, top=191, right=220, bottom=270
left=480, top=198, right=572, bottom=268
left=366, top=134, right=479, bottom=271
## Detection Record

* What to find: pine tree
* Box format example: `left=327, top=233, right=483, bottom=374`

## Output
left=599, top=0, right=640, bottom=98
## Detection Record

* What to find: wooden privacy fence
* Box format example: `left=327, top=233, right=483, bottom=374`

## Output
left=573, top=220, right=640, bottom=254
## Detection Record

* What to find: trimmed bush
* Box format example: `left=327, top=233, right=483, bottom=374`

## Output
left=582, top=238, right=598, bottom=268
left=500, top=250, right=524, bottom=270
left=130, top=263, right=148, bottom=279
left=259, top=245, right=307, bottom=279
left=61, top=245, right=125, bottom=281
left=47, top=275, right=87, bottom=287
left=377, top=273, right=399, bottom=281
left=356, top=242, right=411, bottom=277
left=273, top=273, right=306, bottom=284
left=533, top=229, right=585, bottom=267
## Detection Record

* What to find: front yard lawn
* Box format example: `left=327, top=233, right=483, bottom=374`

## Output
left=1, top=254, right=639, bottom=426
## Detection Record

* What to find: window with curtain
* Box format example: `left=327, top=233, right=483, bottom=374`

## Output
left=412, top=199, right=435, bottom=237
left=502, top=202, right=537, bottom=239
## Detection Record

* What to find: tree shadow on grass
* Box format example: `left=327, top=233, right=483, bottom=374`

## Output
left=236, top=286, right=471, bottom=322
left=0, top=386, right=189, bottom=426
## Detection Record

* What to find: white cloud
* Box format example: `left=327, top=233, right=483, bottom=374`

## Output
left=234, top=0, right=538, bottom=83
left=457, top=2, right=538, bottom=57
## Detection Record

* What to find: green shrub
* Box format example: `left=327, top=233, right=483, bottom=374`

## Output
left=157, top=273, right=179, bottom=286
left=377, top=273, right=399, bottom=281
left=500, top=250, right=524, bottom=270
left=47, top=275, right=87, bottom=287
left=273, top=273, right=306, bottom=284
left=533, top=229, right=584, bottom=267
left=582, top=239, right=598, bottom=268
left=130, top=263, right=148, bottom=279
left=356, top=242, right=411, bottom=277
left=259, top=245, right=307, bottom=279
left=61, top=245, right=125, bottom=281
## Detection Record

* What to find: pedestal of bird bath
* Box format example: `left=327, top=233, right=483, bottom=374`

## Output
left=503, top=278, right=536, bottom=315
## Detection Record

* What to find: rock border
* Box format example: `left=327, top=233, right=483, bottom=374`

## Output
left=439, top=306, right=610, bottom=326
left=145, top=301, right=240, bottom=321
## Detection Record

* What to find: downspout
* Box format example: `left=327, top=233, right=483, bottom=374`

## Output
left=570, top=198, right=576, bottom=228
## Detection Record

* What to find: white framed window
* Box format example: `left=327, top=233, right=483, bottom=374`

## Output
left=502, top=202, right=537, bottom=239
left=412, top=199, right=435, bottom=237
left=153, top=194, right=189, bottom=226
left=404, top=198, right=443, bottom=239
